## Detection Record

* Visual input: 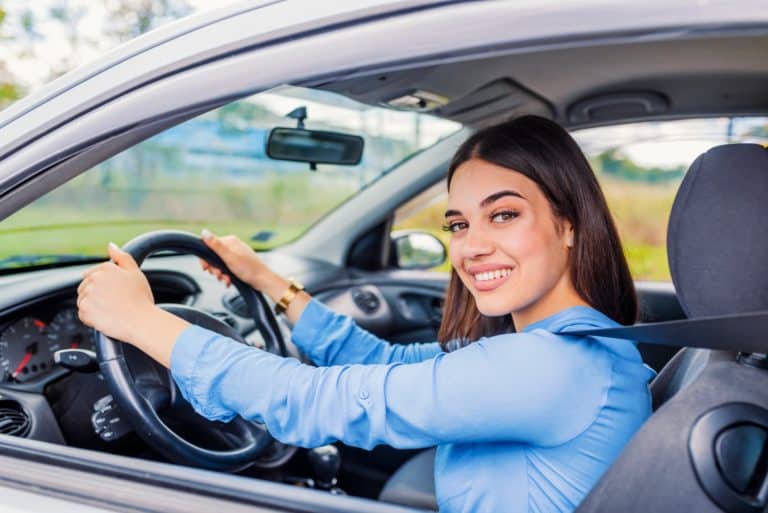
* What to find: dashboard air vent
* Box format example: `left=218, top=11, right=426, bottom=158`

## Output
left=0, top=400, right=31, bottom=437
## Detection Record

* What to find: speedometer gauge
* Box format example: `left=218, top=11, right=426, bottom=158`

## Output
left=47, top=308, right=96, bottom=353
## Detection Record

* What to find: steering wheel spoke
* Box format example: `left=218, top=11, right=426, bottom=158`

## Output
left=134, top=380, right=172, bottom=412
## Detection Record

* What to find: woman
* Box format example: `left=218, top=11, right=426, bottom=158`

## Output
left=77, top=115, right=655, bottom=513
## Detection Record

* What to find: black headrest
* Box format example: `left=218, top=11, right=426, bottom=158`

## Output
left=668, top=143, right=768, bottom=318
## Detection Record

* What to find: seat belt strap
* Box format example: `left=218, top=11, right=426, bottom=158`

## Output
left=564, top=310, right=768, bottom=353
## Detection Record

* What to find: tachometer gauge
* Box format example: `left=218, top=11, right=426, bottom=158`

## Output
left=47, top=308, right=96, bottom=354
left=0, top=317, right=55, bottom=383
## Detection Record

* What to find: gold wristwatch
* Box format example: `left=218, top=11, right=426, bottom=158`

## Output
left=274, top=278, right=304, bottom=314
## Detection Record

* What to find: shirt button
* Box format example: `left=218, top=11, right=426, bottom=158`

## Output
left=359, top=390, right=370, bottom=400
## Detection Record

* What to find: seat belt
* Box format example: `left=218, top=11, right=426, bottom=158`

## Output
left=564, top=310, right=768, bottom=354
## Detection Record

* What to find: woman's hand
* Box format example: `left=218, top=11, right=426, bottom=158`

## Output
left=199, top=229, right=276, bottom=290
left=200, top=229, right=311, bottom=325
left=77, top=243, right=157, bottom=344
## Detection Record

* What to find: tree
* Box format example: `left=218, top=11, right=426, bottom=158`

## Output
left=103, top=0, right=191, bottom=42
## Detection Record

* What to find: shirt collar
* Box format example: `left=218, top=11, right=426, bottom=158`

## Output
left=520, top=305, right=607, bottom=333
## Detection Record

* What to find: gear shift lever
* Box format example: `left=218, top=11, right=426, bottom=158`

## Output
left=308, top=444, right=343, bottom=492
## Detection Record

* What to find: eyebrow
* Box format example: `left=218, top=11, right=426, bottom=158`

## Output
left=444, top=190, right=526, bottom=218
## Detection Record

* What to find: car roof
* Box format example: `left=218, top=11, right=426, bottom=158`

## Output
left=322, top=32, right=768, bottom=129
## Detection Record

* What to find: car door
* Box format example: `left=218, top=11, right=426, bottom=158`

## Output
left=0, top=434, right=421, bottom=513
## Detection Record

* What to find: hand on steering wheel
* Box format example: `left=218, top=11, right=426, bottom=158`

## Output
left=92, top=230, right=293, bottom=472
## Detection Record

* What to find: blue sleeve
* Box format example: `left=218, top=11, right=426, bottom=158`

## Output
left=170, top=325, right=613, bottom=450
left=290, top=298, right=443, bottom=366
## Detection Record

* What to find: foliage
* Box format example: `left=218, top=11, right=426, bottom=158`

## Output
left=0, top=0, right=193, bottom=96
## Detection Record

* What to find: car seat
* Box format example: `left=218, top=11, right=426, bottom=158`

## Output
left=576, top=143, right=768, bottom=513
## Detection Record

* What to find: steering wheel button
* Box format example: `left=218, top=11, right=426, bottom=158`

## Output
left=93, top=394, right=113, bottom=411
left=91, top=412, right=107, bottom=430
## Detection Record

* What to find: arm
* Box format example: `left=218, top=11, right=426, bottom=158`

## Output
left=291, top=298, right=443, bottom=366
left=198, top=232, right=442, bottom=366
left=77, top=244, right=608, bottom=450
left=170, top=325, right=612, bottom=450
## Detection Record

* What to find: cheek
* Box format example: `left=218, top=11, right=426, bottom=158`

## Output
left=448, top=239, right=467, bottom=279
left=503, top=221, right=567, bottom=278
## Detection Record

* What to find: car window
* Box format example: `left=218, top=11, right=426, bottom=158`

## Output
left=393, top=117, right=768, bottom=280
left=0, top=85, right=460, bottom=270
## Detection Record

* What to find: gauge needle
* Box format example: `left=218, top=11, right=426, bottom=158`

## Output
left=12, top=342, right=37, bottom=379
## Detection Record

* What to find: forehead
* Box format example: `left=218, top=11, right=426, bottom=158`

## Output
left=447, top=159, right=540, bottom=209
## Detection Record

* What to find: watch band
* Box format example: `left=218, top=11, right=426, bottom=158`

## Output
left=274, top=278, right=304, bottom=314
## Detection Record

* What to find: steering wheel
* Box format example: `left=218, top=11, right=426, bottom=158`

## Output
left=96, top=230, right=295, bottom=472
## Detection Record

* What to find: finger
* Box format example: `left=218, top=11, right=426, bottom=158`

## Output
left=83, top=261, right=112, bottom=279
left=199, top=258, right=209, bottom=271
left=108, top=242, right=139, bottom=271
left=78, top=307, right=92, bottom=327
left=76, top=286, right=89, bottom=309
left=206, top=264, right=222, bottom=276
left=201, top=228, right=219, bottom=249
left=77, top=277, right=90, bottom=296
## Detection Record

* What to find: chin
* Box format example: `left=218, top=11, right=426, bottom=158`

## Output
left=474, top=298, right=516, bottom=318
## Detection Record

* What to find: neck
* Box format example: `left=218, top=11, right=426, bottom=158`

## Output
left=511, top=273, right=589, bottom=331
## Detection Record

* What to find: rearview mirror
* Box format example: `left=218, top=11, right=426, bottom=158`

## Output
left=266, top=127, right=364, bottom=166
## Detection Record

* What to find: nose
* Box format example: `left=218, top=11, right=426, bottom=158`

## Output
left=458, top=224, right=495, bottom=260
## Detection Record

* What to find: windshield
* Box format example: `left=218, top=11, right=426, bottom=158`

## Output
left=0, top=86, right=461, bottom=270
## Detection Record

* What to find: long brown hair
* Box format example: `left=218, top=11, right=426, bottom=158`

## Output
left=437, top=115, right=636, bottom=349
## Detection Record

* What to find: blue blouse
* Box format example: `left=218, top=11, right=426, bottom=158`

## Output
left=170, top=299, right=656, bottom=513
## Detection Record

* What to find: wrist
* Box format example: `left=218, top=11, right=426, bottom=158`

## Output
left=260, top=273, right=290, bottom=302
left=127, top=305, right=189, bottom=349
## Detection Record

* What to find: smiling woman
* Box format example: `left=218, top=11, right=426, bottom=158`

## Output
left=0, top=85, right=459, bottom=270
left=76, top=114, right=655, bottom=513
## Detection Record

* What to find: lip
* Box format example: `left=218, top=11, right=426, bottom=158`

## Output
left=464, top=264, right=515, bottom=292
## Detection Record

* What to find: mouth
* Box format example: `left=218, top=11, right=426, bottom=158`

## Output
left=468, top=267, right=513, bottom=292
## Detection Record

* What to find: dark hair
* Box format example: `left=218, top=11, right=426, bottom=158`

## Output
left=437, top=115, right=636, bottom=348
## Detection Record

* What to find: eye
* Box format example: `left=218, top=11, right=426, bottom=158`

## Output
left=491, top=210, right=519, bottom=223
left=442, top=221, right=468, bottom=233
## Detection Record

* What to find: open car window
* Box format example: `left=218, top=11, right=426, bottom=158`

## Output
left=394, top=117, right=768, bottom=281
left=0, top=85, right=460, bottom=270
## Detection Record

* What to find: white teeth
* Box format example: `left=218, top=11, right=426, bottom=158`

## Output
left=473, top=268, right=512, bottom=281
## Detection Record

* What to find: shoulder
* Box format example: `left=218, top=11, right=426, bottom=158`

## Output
left=464, top=326, right=613, bottom=386
left=475, top=306, right=617, bottom=358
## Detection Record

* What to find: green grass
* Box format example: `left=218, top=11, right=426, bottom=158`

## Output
left=0, top=167, right=679, bottom=281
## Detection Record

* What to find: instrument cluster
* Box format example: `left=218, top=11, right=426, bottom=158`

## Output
left=0, top=307, right=95, bottom=384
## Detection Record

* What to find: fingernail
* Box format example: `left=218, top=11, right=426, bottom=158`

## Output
left=201, top=229, right=212, bottom=240
left=108, top=242, right=119, bottom=251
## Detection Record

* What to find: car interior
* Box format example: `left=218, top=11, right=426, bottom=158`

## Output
left=0, top=18, right=767, bottom=513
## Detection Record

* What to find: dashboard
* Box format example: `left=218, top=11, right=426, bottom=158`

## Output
left=0, top=306, right=94, bottom=384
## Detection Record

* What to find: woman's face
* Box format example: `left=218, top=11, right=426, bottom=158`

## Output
left=445, top=158, right=579, bottom=327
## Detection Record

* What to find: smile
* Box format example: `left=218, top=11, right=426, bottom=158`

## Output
left=468, top=267, right=514, bottom=292
left=473, top=268, right=513, bottom=281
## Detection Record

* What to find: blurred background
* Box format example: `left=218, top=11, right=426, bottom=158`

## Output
left=1, top=1, right=767, bottom=282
